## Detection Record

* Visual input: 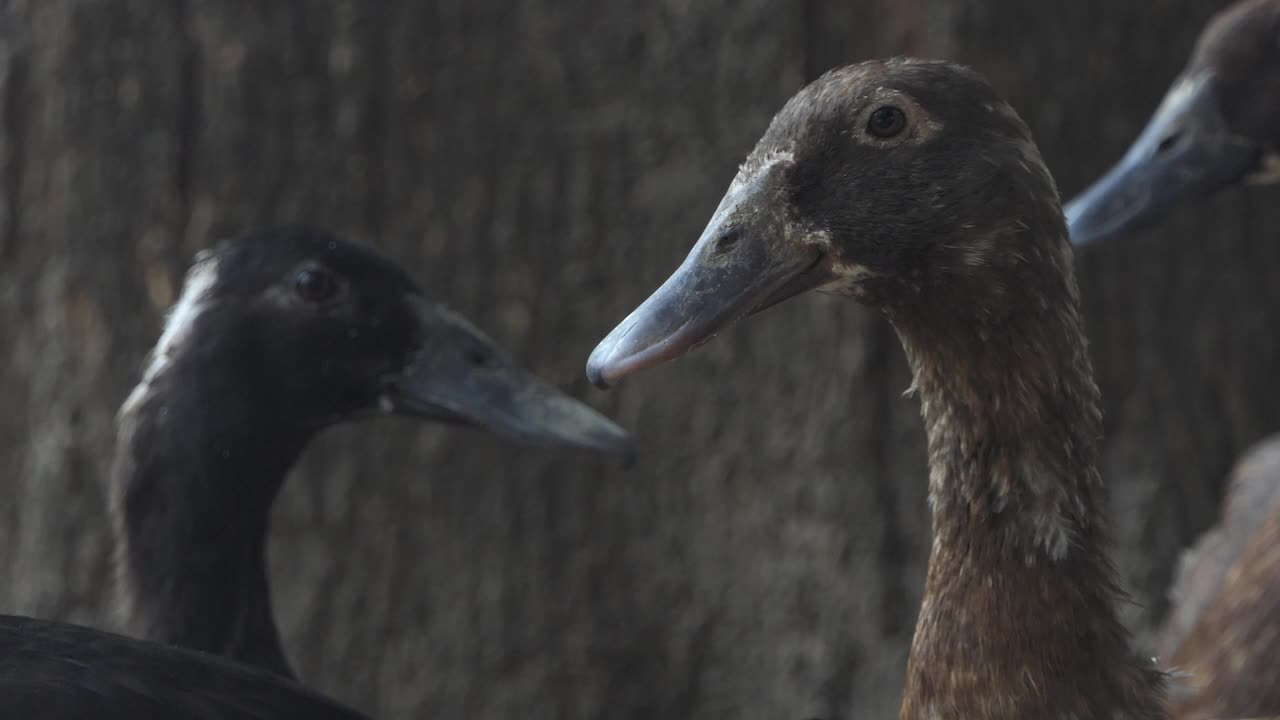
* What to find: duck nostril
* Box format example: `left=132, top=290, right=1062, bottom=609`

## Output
left=1156, top=132, right=1183, bottom=154
left=467, top=350, right=489, bottom=367
left=713, top=229, right=741, bottom=254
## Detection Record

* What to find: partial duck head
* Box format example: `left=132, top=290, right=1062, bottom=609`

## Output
left=129, top=224, right=631, bottom=455
left=1066, top=0, right=1280, bottom=247
left=588, top=58, right=1065, bottom=388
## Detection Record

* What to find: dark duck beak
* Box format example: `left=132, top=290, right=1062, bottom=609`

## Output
left=388, top=297, right=633, bottom=458
left=1065, top=0, right=1280, bottom=247
left=586, top=161, right=833, bottom=388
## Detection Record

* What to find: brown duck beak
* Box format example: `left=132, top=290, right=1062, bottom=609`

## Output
left=586, top=173, right=832, bottom=389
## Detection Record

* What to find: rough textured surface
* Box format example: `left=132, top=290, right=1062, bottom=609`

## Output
left=1, top=1, right=1278, bottom=719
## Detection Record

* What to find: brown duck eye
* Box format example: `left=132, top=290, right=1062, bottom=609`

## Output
left=294, top=267, right=338, bottom=303
left=867, top=105, right=907, bottom=138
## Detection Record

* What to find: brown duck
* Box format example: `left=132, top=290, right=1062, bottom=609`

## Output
left=1067, top=0, right=1280, bottom=247
left=587, top=58, right=1169, bottom=719
left=1067, top=1, right=1280, bottom=717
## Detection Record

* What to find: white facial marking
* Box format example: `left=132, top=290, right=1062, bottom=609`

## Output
left=157, top=256, right=220, bottom=358
left=120, top=253, right=221, bottom=416
left=729, top=148, right=795, bottom=193
left=797, top=228, right=876, bottom=296
left=1157, top=71, right=1210, bottom=120
left=819, top=260, right=876, bottom=295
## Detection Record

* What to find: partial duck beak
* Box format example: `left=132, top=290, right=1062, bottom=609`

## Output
left=586, top=169, right=832, bottom=389
left=387, top=297, right=633, bottom=460
left=1065, top=71, right=1263, bottom=247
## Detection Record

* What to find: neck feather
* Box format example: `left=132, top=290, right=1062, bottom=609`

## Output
left=891, top=227, right=1167, bottom=720
left=111, top=360, right=306, bottom=679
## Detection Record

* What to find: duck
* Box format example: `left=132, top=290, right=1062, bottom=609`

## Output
left=586, top=58, right=1169, bottom=719
left=1065, top=0, right=1280, bottom=247
left=1065, top=2, right=1280, bottom=717
left=110, top=224, right=631, bottom=680
left=0, top=224, right=632, bottom=719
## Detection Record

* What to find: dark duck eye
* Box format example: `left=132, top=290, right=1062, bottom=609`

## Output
left=293, top=267, right=339, bottom=303
left=867, top=105, right=907, bottom=138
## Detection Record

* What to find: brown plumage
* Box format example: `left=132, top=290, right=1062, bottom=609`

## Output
left=1157, top=437, right=1280, bottom=719
left=587, top=58, right=1168, bottom=718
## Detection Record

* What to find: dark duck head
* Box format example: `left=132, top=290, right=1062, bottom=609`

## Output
left=113, top=224, right=631, bottom=678
left=589, top=59, right=1169, bottom=719
left=1065, top=0, right=1280, bottom=247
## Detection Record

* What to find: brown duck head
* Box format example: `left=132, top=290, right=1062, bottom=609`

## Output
left=1066, top=0, right=1280, bottom=247
left=587, top=59, right=1171, bottom=720
left=587, top=58, right=1067, bottom=387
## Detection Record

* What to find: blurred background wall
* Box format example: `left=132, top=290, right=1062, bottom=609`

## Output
left=1, top=1, right=1278, bottom=718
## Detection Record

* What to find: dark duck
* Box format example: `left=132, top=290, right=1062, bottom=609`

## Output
left=111, top=225, right=630, bottom=679
left=0, top=225, right=631, bottom=719
left=1066, top=1, right=1280, bottom=717
left=1066, top=0, right=1280, bottom=247
left=587, top=59, right=1169, bottom=719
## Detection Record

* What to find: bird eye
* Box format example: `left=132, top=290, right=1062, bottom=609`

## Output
left=866, top=105, right=907, bottom=139
left=293, top=267, right=339, bottom=303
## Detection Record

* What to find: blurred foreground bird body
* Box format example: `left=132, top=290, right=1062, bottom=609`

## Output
left=0, top=615, right=368, bottom=720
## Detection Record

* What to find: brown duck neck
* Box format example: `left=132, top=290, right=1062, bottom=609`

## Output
left=890, top=234, right=1167, bottom=720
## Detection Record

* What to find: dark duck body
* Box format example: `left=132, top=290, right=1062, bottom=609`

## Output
left=1066, top=2, right=1280, bottom=717
left=0, top=616, right=365, bottom=719
left=1066, top=0, right=1280, bottom=247
left=0, top=225, right=630, bottom=719
left=587, top=59, right=1168, bottom=719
